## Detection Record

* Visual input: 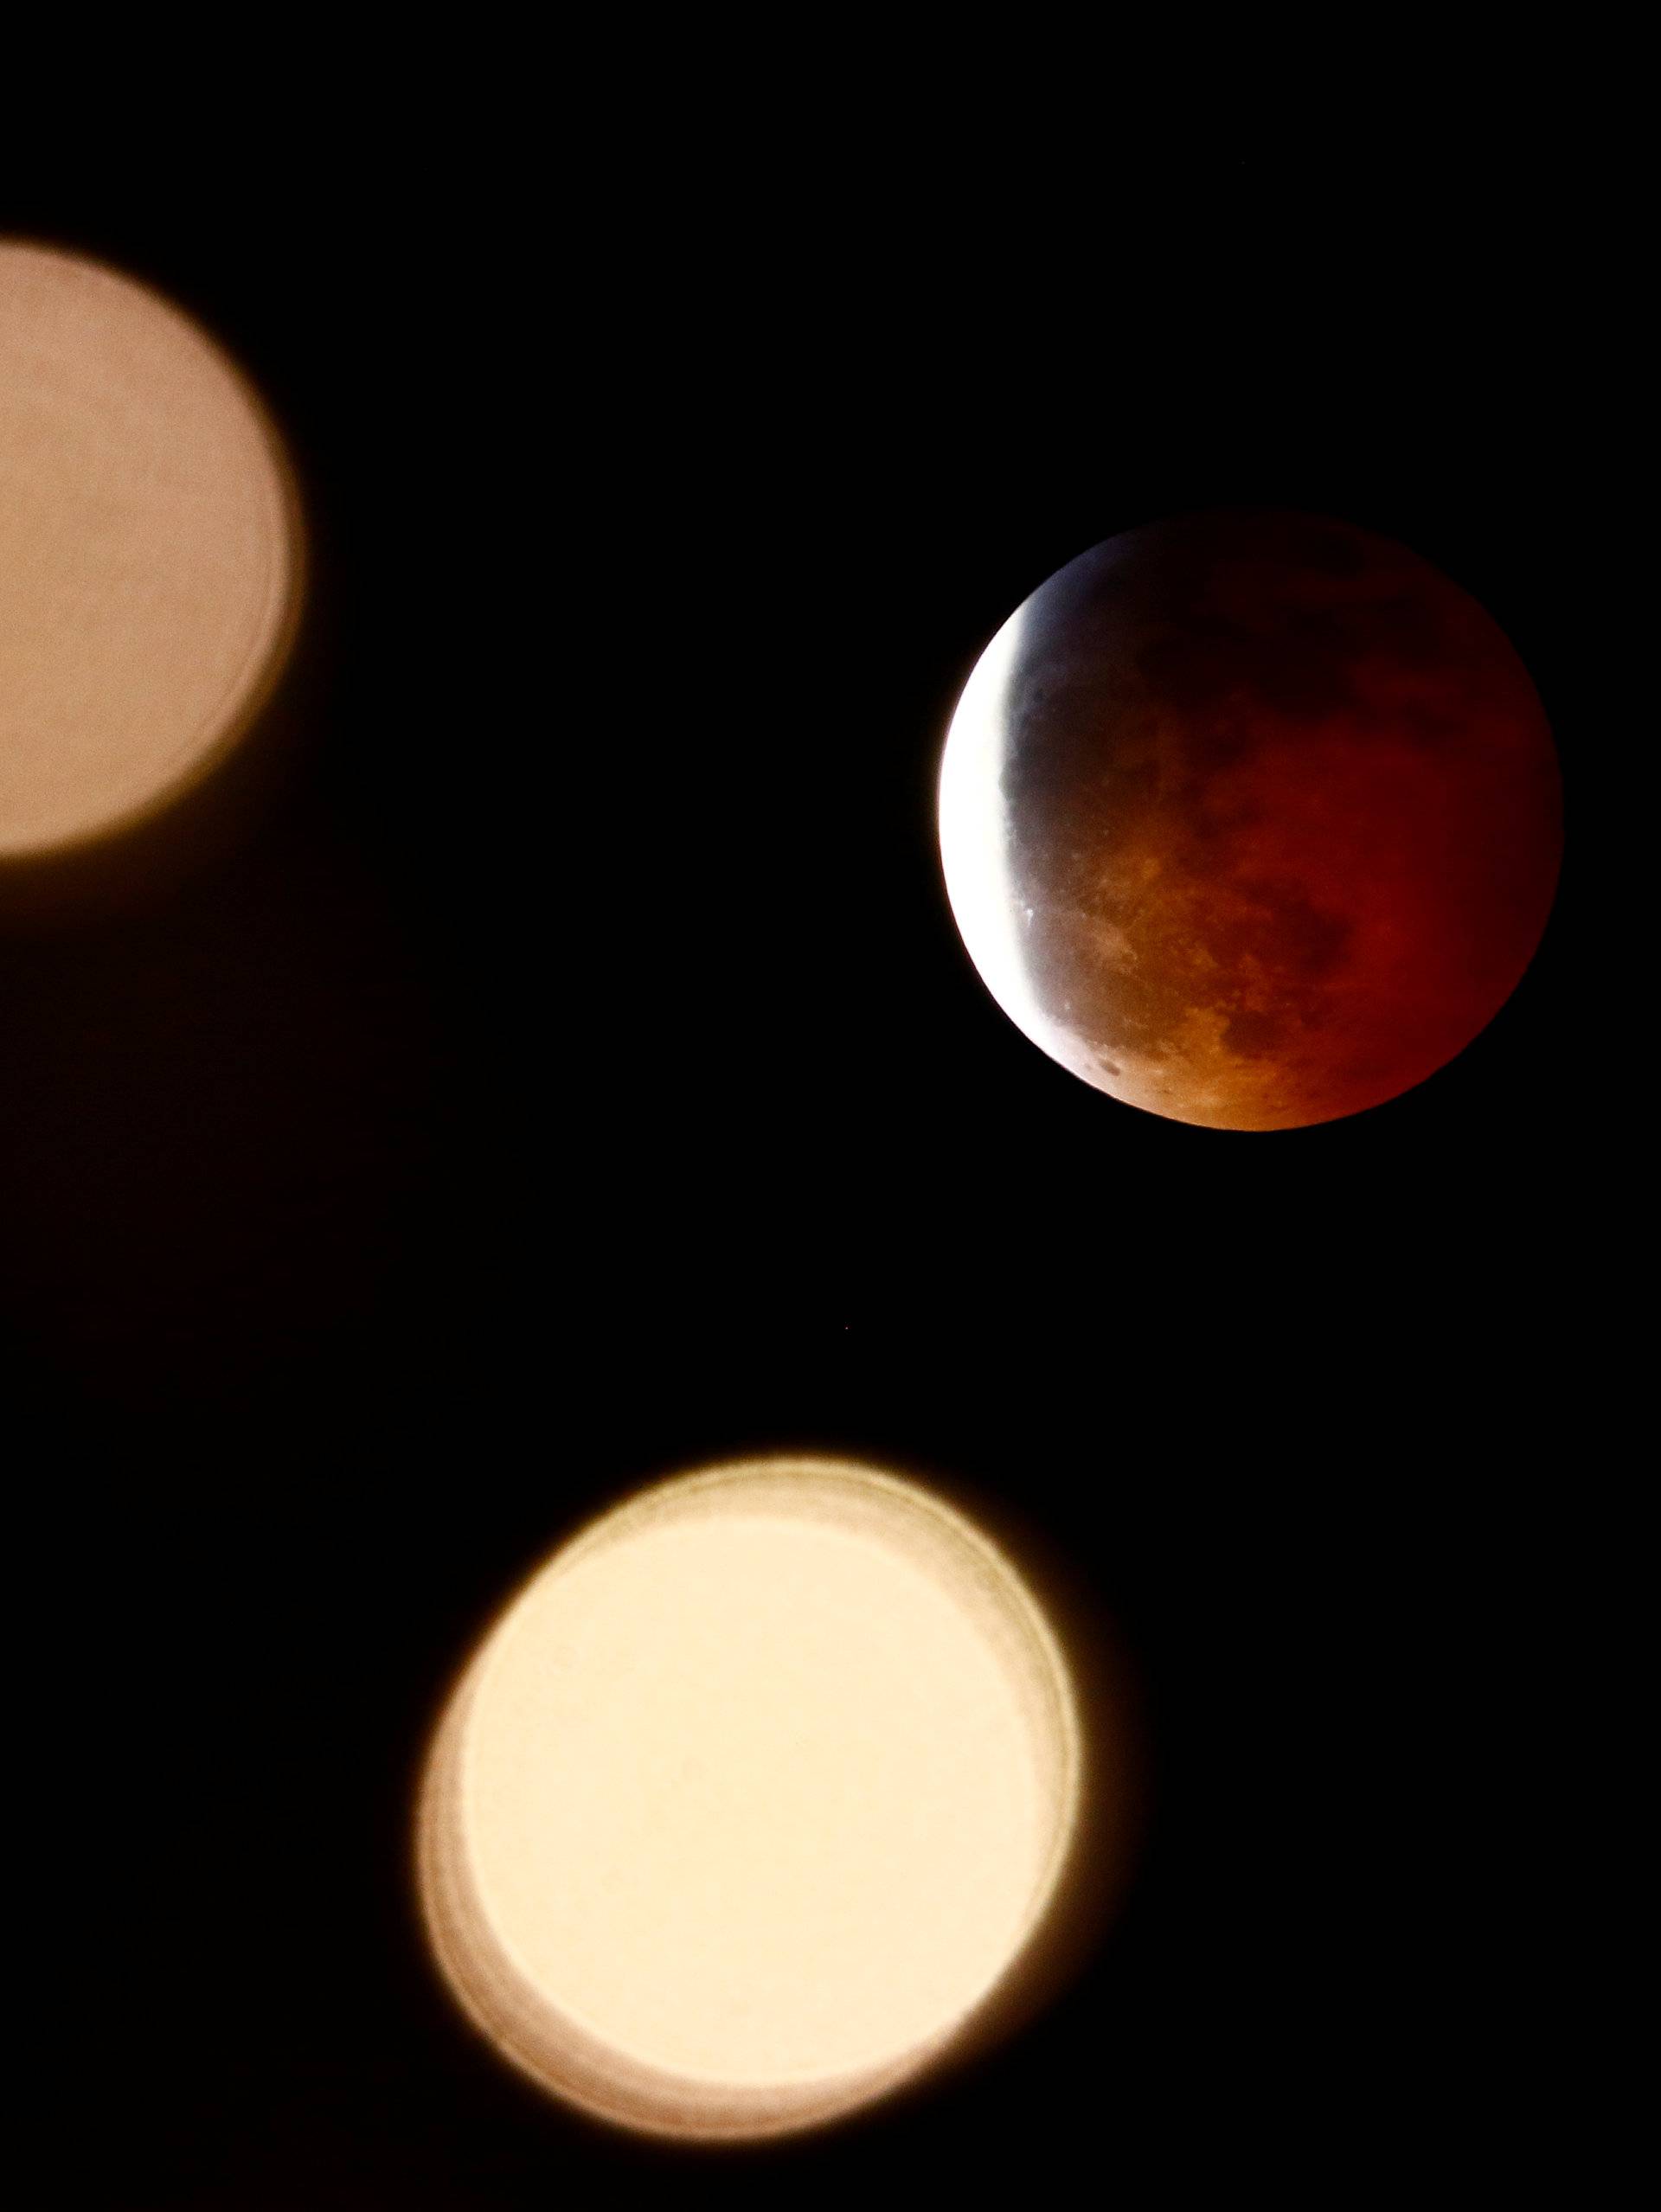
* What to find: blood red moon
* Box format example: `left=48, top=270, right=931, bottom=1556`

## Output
left=939, top=512, right=1562, bottom=1131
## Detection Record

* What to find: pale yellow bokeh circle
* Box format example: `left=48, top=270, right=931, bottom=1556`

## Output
left=0, top=240, right=301, bottom=862
left=416, top=1457, right=1084, bottom=2139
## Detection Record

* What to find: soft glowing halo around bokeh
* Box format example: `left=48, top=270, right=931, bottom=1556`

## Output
left=0, top=240, right=302, bottom=868
left=415, top=1456, right=1086, bottom=2140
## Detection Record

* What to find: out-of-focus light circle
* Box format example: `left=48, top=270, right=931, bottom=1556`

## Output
left=0, top=240, right=301, bottom=863
left=416, top=1457, right=1086, bottom=2140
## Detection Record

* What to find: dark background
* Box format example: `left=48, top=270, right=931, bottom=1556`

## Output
left=2, top=107, right=1598, bottom=2209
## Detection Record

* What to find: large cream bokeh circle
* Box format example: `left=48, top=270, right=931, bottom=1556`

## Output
left=0, top=240, right=300, bottom=861
left=417, top=1458, right=1084, bottom=2139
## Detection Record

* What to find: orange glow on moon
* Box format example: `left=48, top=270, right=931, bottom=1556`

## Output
left=939, top=513, right=1562, bottom=1130
left=416, top=1458, right=1087, bottom=2140
left=0, top=240, right=301, bottom=864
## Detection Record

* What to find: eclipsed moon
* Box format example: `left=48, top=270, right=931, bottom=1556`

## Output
left=416, top=1457, right=1085, bottom=2140
left=940, top=511, right=1562, bottom=1130
left=0, top=240, right=301, bottom=863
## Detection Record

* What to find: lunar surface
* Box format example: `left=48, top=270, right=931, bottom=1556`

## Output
left=416, top=1457, right=1083, bottom=2139
left=939, top=511, right=1562, bottom=1129
left=0, top=240, right=300, bottom=863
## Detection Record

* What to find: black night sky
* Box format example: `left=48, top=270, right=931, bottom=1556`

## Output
left=1, top=93, right=1604, bottom=2210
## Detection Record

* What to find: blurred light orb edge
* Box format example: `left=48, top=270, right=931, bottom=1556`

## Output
left=0, top=237, right=305, bottom=915
left=414, top=1454, right=1122, bottom=2143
